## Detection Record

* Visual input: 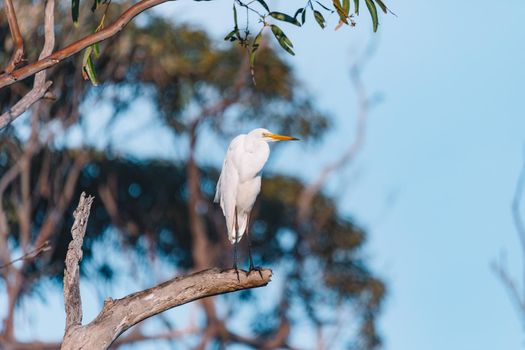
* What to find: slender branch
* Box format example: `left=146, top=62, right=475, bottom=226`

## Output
left=61, top=268, right=272, bottom=350
left=3, top=0, right=25, bottom=73
left=0, top=240, right=51, bottom=270
left=0, top=0, right=56, bottom=130
left=63, top=192, right=94, bottom=332
left=0, top=0, right=173, bottom=91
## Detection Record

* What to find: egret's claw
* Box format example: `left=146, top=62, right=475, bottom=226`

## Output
left=248, top=265, right=264, bottom=279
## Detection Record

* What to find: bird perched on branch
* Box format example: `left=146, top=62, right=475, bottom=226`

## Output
left=214, top=128, right=299, bottom=277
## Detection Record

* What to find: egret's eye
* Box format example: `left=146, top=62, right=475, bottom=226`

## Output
left=262, top=132, right=271, bottom=138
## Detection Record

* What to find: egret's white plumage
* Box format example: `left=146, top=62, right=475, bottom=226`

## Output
left=214, top=128, right=298, bottom=244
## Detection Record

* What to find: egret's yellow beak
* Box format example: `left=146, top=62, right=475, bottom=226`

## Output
left=264, top=132, right=300, bottom=141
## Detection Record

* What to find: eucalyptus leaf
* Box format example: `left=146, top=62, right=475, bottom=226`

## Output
left=365, top=0, right=378, bottom=32
left=255, top=0, right=270, bottom=12
left=224, top=29, right=238, bottom=41
left=374, top=0, right=388, bottom=13
left=332, top=0, right=349, bottom=23
left=269, top=11, right=301, bottom=26
left=250, top=29, right=263, bottom=67
left=302, top=8, right=307, bottom=24
left=294, top=8, right=304, bottom=20
left=343, top=0, right=350, bottom=15
left=71, top=0, right=79, bottom=24
left=270, top=24, right=295, bottom=56
left=81, top=47, right=98, bottom=86
left=353, top=0, right=359, bottom=14
left=314, top=10, right=326, bottom=29
left=92, top=43, right=100, bottom=58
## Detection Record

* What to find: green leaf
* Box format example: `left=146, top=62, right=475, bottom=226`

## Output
left=92, top=43, right=100, bottom=58
left=314, top=10, right=326, bottom=29
left=250, top=29, right=264, bottom=67
left=81, top=47, right=98, bottom=86
left=332, top=0, right=349, bottom=23
left=365, top=0, right=378, bottom=32
left=270, top=24, right=295, bottom=56
left=233, top=4, right=238, bottom=29
left=255, top=0, right=270, bottom=12
left=91, top=0, right=102, bottom=12
left=353, top=0, right=359, bottom=14
left=269, top=12, right=301, bottom=26
left=71, top=0, right=79, bottom=24
left=343, top=0, right=350, bottom=15
left=374, top=0, right=388, bottom=13
left=224, top=29, right=238, bottom=41
left=301, top=7, right=307, bottom=24
left=294, top=8, right=304, bottom=19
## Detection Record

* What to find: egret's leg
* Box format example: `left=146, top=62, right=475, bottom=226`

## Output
left=246, top=215, right=263, bottom=279
left=232, top=211, right=240, bottom=282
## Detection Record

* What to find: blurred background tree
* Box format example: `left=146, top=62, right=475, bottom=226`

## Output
left=0, top=0, right=386, bottom=349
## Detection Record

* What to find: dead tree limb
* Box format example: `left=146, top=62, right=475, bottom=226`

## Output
left=63, top=192, right=93, bottom=332
left=60, top=193, right=271, bottom=350
left=0, top=0, right=171, bottom=90
left=61, top=267, right=272, bottom=350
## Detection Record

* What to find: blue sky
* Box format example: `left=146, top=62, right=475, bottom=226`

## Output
left=164, top=0, right=525, bottom=349
left=4, top=0, right=525, bottom=349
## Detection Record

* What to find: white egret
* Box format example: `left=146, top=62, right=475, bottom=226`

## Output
left=214, top=128, right=299, bottom=275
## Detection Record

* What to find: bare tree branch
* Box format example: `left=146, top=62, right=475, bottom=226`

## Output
left=0, top=240, right=51, bottom=270
left=63, top=192, right=94, bottom=332
left=0, top=0, right=172, bottom=90
left=0, top=0, right=56, bottom=130
left=3, top=0, right=25, bottom=74
left=61, top=267, right=272, bottom=350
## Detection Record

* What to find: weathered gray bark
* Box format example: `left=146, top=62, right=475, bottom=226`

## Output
left=60, top=193, right=272, bottom=350
left=61, top=268, right=272, bottom=350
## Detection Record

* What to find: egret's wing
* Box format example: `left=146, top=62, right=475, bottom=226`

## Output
left=215, top=136, right=243, bottom=242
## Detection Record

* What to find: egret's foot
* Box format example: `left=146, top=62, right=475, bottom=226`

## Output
left=248, top=265, right=264, bottom=279
left=233, top=264, right=240, bottom=282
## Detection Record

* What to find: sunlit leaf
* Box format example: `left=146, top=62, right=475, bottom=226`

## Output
left=255, top=0, right=270, bottom=12
left=93, top=43, right=100, bottom=58
left=343, top=0, right=350, bottom=15
left=233, top=4, right=238, bottom=28
left=250, top=29, right=263, bottom=67
left=269, top=12, right=301, bottom=26
left=314, top=10, right=326, bottom=29
left=374, top=0, right=388, bottom=13
left=353, top=0, right=359, bottom=14
left=332, top=0, right=349, bottom=23
left=71, top=0, right=79, bottom=24
left=365, top=0, right=378, bottom=32
left=270, top=24, right=295, bottom=56
left=224, top=29, right=238, bottom=41
left=81, top=47, right=98, bottom=86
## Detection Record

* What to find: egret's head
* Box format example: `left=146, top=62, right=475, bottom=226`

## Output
left=249, top=128, right=300, bottom=142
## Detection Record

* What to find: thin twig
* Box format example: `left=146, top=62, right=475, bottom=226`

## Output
left=3, top=0, right=25, bottom=73
left=0, top=0, right=173, bottom=91
left=0, top=240, right=51, bottom=270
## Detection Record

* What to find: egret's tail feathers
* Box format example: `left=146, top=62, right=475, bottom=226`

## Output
left=228, top=212, right=248, bottom=244
left=236, top=212, right=248, bottom=240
